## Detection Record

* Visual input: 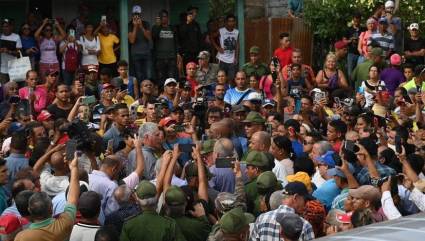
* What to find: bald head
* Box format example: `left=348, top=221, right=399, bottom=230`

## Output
left=250, top=131, right=271, bottom=152
left=114, top=184, right=132, bottom=205
left=210, top=121, right=231, bottom=139
left=214, top=138, right=236, bottom=158
left=50, top=151, right=67, bottom=171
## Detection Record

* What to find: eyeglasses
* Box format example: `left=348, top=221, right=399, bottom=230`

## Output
left=303, top=140, right=314, bottom=145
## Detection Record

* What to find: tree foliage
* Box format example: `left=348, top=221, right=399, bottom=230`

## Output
left=209, top=0, right=235, bottom=18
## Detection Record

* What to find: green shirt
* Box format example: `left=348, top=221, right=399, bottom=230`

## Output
left=120, top=210, right=186, bottom=241
left=242, top=62, right=270, bottom=77
left=244, top=177, right=259, bottom=215
left=352, top=59, right=373, bottom=90
left=402, top=78, right=425, bottom=92
left=172, top=215, right=211, bottom=241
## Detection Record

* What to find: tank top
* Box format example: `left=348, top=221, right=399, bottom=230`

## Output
left=216, top=27, right=239, bottom=64
left=40, top=38, right=58, bottom=64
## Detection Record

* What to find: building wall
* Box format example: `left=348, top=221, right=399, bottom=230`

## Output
left=266, top=0, right=289, bottom=18
left=245, top=0, right=290, bottom=19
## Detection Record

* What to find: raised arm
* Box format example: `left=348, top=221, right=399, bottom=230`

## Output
left=67, top=152, right=80, bottom=205
left=55, top=20, right=67, bottom=42
left=35, top=19, right=49, bottom=42
left=163, top=146, right=180, bottom=192
left=133, top=134, right=145, bottom=178
left=193, top=145, right=208, bottom=202
left=156, top=150, right=172, bottom=197
left=33, top=144, right=65, bottom=175
left=67, top=97, right=83, bottom=122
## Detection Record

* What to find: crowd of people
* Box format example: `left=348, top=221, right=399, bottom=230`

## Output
left=0, top=0, right=424, bottom=240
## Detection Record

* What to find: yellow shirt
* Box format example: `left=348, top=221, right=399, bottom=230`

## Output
left=98, top=34, right=119, bottom=64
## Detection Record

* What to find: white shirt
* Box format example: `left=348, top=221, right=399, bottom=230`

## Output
left=272, top=158, right=294, bottom=185
left=78, top=36, right=100, bottom=66
left=0, top=33, right=22, bottom=73
left=312, top=169, right=326, bottom=188
left=69, top=223, right=100, bottom=241
left=409, top=187, right=425, bottom=212
left=361, top=80, right=386, bottom=108
left=381, top=190, right=402, bottom=220
left=40, top=165, right=70, bottom=196
left=216, top=27, right=239, bottom=64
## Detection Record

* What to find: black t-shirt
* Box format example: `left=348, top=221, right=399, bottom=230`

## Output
left=345, top=26, right=365, bottom=54
left=47, top=104, right=71, bottom=120
left=404, top=37, right=425, bottom=65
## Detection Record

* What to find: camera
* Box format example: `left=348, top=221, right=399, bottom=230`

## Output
left=63, top=120, right=102, bottom=159
left=289, top=88, right=301, bottom=99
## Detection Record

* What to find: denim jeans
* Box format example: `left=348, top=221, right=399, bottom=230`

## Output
left=132, top=54, right=153, bottom=82
left=347, top=53, right=359, bottom=80
left=155, top=58, right=177, bottom=87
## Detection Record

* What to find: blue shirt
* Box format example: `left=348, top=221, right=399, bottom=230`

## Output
left=356, top=161, right=395, bottom=185
left=312, top=179, right=341, bottom=211
left=291, top=140, right=304, bottom=157
left=103, top=123, right=124, bottom=152
left=52, top=192, right=66, bottom=217
left=5, top=153, right=29, bottom=192
left=89, top=170, right=119, bottom=223
left=162, top=138, right=193, bottom=166
left=209, top=165, right=235, bottom=193
left=224, top=88, right=251, bottom=105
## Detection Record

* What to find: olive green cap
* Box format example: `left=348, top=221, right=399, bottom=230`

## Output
left=165, top=186, right=187, bottom=206
left=201, top=139, right=216, bottom=155
left=219, top=207, right=255, bottom=234
left=249, top=46, right=260, bottom=54
left=185, top=162, right=214, bottom=179
left=135, top=180, right=157, bottom=199
left=371, top=47, right=384, bottom=57
left=256, top=171, right=278, bottom=190
left=242, top=111, right=265, bottom=124
left=245, top=151, right=269, bottom=167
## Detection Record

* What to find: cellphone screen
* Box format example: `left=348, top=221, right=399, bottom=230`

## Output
left=215, top=157, right=236, bottom=168
left=179, top=144, right=195, bottom=153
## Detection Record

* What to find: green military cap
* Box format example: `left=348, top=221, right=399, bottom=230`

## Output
left=185, top=162, right=214, bottom=179
left=201, top=139, right=216, bottom=155
left=249, top=46, right=260, bottom=54
left=242, top=111, right=265, bottom=124
left=219, top=207, right=255, bottom=234
left=245, top=151, right=269, bottom=167
left=135, top=180, right=157, bottom=199
left=256, top=171, right=278, bottom=190
left=371, top=47, right=384, bottom=57
left=165, top=186, right=187, bottom=206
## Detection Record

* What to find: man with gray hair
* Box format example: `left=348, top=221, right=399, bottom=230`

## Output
left=209, top=138, right=238, bottom=193
left=128, top=122, right=164, bottom=180
left=310, top=140, right=333, bottom=188
left=120, top=180, right=186, bottom=241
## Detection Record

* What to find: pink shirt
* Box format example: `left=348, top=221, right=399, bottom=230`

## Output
left=39, top=38, right=59, bottom=64
left=260, top=75, right=274, bottom=100
left=19, top=85, right=51, bottom=113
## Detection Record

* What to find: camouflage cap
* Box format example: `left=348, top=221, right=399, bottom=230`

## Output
left=165, top=186, right=187, bottom=206
left=219, top=207, right=255, bottom=234
left=245, top=151, right=269, bottom=167
left=135, top=180, right=157, bottom=200
left=256, top=171, right=278, bottom=190
left=242, top=111, right=265, bottom=124
left=201, top=139, right=216, bottom=155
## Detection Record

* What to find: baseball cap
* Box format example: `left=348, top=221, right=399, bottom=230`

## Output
left=249, top=46, right=260, bottom=54
left=378, top=17, right=388, bottom=24
left=87, top=65, right=98, bottom=72
left=390, top=53, right=401, bottom=66
left=0, top=215, right=28, bottom=235
left=164, top=78, right=177, bottom=86
left=135, top=180, right=157, bottom=199
left=348, top=185, right=381, bottom=202
left=409, top=23, right=419, bottom=31
left=36, top=110, right=52, bottom=122
left=385, top=0, right=395, bottom=8
left=334, top=40, right=348, bottom=50
left=327, top=163, right=355, bottom=179
left=283, top=181, right=314, bottom=200
left=371, top=47, right=384, bottom=57
left=197, top=51, right=210, bottom=59
left=336, top=211, right=353, bottom=224
left=316, top=151, right=336, bottom=168
left=219, top=207, right=254, bottom=234
left=132, top=5, right=142, bottom=14
left=245, top=151, right=269, bottom=167
left=256, top=171, right=278, bottom=190
left=232, top=104, right=249, bottom=113
left=102, top=83, right=115, bottom=90
left=262, top=99, right=275, bottom=107
left=286, top=172, right=312, bottom=192
left=201, top=139, right=216, bottom=155
left=275, top=213, right=304, bottom=240
left=158, top=117, right=176, bottom=127
left=247, top=92, right=263, bottom=102
left=165, top=186, right=187, bottom=206
left=242, top=111, right=265, bottom=124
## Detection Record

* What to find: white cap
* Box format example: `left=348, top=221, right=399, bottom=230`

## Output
left=132, top=5, right=142, bottom=14
left=385, top=1, right=394, bottom=8
left=247, top=92, right=263, bottom=101
left=409, top=23, right=419, bottom=31
left=164, top=78, right=177, bottom=86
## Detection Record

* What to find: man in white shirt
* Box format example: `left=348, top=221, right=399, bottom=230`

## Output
left=0, top=19, right=22, bottom=82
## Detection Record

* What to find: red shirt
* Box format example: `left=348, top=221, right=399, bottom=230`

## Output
left=187, top=77, right=199, bottom=97
left=273, top=47, right=293, bottom=67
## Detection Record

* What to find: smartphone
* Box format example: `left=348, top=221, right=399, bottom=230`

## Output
left=107, top=139, right=114, bottom=152
left=332, top=153, right=342, bottom=167
left=82, top=95, right=96, bottom=105
left=9, top=95, right=20, bottom=104
left=48, top=19, right=55, bottom=25
left=395, top=134, right=402, bottom=154
left=78, top=72, right=85, bottom=84
left=101, top=15, right=107, bottom=22
left=376, top=176, right=390, bottom=187
left=334, top=97, right=341, bottom=106
left=314, top=91, right=326, bottom=103
left=358, top=86, right=365, bottom=95
left=69, top=29, right=75, bottom=38
left=266, top=123, right=273, bottom=135
left=130, top=105, right=137, bottom=120
left=179, top=144, right=195, bottom=153
left=344, top=140, right=359, bottom=153
left=215, top=157, right=236, bottom=168
left=173, top=124, right=186, bottom=132
left=66, top=139, right=78, bottom=162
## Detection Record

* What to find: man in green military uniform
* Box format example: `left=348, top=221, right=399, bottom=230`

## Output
left=120, top=180, right=186, bottom=241
left=244, top=150, right=269, bottom=216
left=216, top=207, right=254, bottom=241
left=256, top=171, right=282, bottom=214
left=164, top=185, right=211, bottom=241
left=242, top=46, right=269, bottom=78
left=351, top=47, right=385, bottom=90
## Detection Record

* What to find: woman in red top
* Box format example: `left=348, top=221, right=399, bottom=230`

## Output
left=186, top=62, right=198, bottom=97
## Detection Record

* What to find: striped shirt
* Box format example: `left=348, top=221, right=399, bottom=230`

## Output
left=224, top=87, right=251, bottom=105
left=250, top=205, right=315, bottom=241
left=368, top=31, right=394, bottom=56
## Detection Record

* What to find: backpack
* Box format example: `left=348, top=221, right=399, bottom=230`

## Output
left=64, top=43, right=79, bottom=72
